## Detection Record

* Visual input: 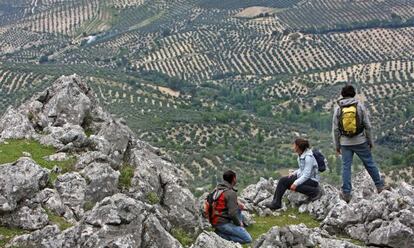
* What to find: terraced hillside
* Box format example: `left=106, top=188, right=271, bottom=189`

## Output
left=1, top=0, right=414, bottom=190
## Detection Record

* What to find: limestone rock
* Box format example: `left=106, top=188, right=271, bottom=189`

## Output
left=7, top=225, right=60, bottom=248
left=0, top=106, right=36, bottom=140
left=190, top=231, right=242, bottom=248
left=80, top=162, right=120, bottom=204
left=0, top=157, right=48, bottom=212
left=0, top=205, right=48, bottom=230
left=55, top=172, right=87, bottom=219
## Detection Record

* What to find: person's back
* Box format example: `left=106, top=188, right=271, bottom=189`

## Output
left=210, top=170, right=252, bottom=244
left=332, top=85, right=386, bottom=203
left=212, top=181, right=242, bottom=227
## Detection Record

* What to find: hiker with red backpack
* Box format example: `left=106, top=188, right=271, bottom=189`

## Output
left=265, top=138, right=324, bottom=210
left=333, top=85, right=386, bottom=203
left=204, top=170, right=252, bottom=244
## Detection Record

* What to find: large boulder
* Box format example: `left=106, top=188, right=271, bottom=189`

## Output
left=128, top=147, right=201, bottom=232
left=0, top=205, right=48, bottom=230
left=368, top=219, right=414, bottom=247
left=190, top=231, right=242, bottom=248
left=80, top=162, right=120, bottom=204
left=0, top=106, right=36, bottom=140
left=35, top=75, right=92, bottom=127
left=54, top=172, right=87, bottom=219
left=7, top=225, right=61, bottom=248
left=253, top=224, right=362, bottom=248
left=0, top=157, right=49, bottom=212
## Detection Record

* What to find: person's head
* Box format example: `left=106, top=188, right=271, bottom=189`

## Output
left=223, top=170, right=237, bottom=186
left=341, top=85, right=356, bottom=98
left=293, top=138, right=310, bottom=155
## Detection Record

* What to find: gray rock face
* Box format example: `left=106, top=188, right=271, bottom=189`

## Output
left=80, top=162, right=120, bottom=204
left=0, top=157, right=49, bottom=212
left=39, top=75, right=92, bottom=127
left=95, top=119, right=134, bottom=163
left=0, top=106, right=36, bottom=140
left=0, top=205, right=49, bottom=230
left=7, top=225, right=61, bottom=248
left=253, top=224, right=362, bottom=248
left=142, top=216, right=183, bottom=248
left=368, top=219, right=414, bottom=248
left=128, top=147, right=200, bottom=232
left=33, top=188, right=75, bottom=220
left=190, top=231, right=242, bottom=248
left=54, top=172, right=87, bottom=219
left=39, top=124, right=89, bottom=150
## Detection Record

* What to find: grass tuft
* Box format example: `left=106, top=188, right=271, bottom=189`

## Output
left=244, top=208, right=320, bottom=245
left=119, top=164, right=135, bottom=189
left=0, top=226, right=27, bottom=247
left=45, top=209, right=73, bottom=231
left=171, top=228, right=196, bottom=247
left=0, top=139, right=76, bottom=187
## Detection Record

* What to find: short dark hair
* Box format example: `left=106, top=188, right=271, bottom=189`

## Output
left=341, top=85, right=356, bottom=98
left=223, top=170, right=236, bottom=184
left=294, top=138, right=310, bottom=153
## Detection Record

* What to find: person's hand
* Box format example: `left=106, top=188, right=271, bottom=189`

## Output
left=290, top=184, right=297, bottom=191
left=336, top=148, right=341, bottom=156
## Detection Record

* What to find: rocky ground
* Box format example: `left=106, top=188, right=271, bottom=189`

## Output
left=0, top=75, right=413, bottom=248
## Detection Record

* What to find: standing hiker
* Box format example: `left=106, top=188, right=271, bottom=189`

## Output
left=265, top=138, right=322, bottom=210
left=332, top=84, right=385, bottom=203
left=204, top=170, right=252, bottom=244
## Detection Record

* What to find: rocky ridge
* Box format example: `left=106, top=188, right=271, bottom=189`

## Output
left=0, top=75, right=201, bottom=247
left=0, top=75, right=413, bottom=248
left=239, top=172, right=414, bottom=248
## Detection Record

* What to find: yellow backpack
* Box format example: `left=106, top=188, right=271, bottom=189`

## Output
left=339, top=103, right=364, bottom=137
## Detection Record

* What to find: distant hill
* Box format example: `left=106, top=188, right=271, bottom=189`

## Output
left=1, top=0, right=414, bottom=189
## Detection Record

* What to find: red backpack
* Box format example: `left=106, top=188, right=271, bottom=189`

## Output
left=203, top=188, right=228, bottom=225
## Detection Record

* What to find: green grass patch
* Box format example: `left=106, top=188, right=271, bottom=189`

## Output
left=0, top=226, right=28, bottom=247
left=336, top=234, right=366, bottom=246
left=119, top=164, right=135, bottom=189
left=0, top=139, right=76, bottom=170
left=245, top=208, right=320, bottom=242
left=171, top=228, right=196, bottom=247
left=45, top=209, right=73, bottom=231
left=146, top=192, right=160, bottom=205
left=0, top=139, right=77, bottom=187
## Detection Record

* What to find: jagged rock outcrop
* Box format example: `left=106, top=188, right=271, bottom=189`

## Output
left=0, top=75, right=201, bottom=247
left=253, top=224, right=362, bottom=248
left=190, top=231, right=242, bottom=248
left=0, top=157, right=49, bottom=213
left=239, top=171, right=414, bottom=248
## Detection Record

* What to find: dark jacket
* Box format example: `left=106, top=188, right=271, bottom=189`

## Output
left=214, top=181, right=241, bottom=226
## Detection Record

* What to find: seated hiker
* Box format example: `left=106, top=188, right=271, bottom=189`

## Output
left=204, top=170, right=252, bottom=244
left=265, top=138, right=322, bottom=210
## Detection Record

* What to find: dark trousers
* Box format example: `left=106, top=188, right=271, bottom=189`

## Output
left=271, top=175, right=319, bottom=207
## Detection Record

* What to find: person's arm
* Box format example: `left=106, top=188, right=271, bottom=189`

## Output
left=226, top=191, right=242, bottom=226
left=292, top=156, right=314, bottom=187
left=360, top=103, right=373, bottom=148
left=332, top=107, right=341, bottom=153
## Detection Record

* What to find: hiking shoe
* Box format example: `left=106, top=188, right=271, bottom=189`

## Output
left=298, top=188, right=323, bottom=205
left=340, top=192, right=352, bottom=203
left=264, top=202, right=282, bottom=211
left=377, top=185, right=391, bottom=194
left=309, top=188, right=323, bottom=202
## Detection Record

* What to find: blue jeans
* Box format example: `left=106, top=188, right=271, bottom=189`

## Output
left=215, top=212, right=252, bottom=244
left=341, top=142, right=384, bottom=194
